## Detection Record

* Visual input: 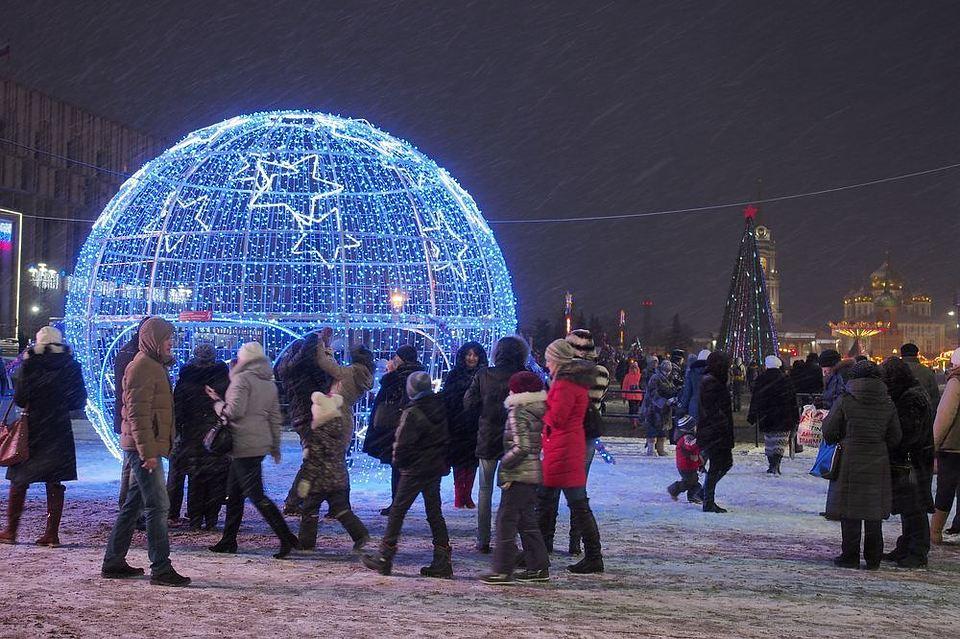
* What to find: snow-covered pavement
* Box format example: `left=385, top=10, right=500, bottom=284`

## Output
left=1, top=424, right=959, bottom=638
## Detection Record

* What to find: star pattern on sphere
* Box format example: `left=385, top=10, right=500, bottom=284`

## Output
left=417, top=209, right=470, bottom=281
left=145, top=192, right=213, bottom=253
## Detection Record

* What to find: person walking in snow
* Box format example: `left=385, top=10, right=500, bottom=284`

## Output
left=481, top=371, right=551, bottom=585
left=0, top=327, right=86, bottom=547
left=361, top=372, right=452, bottom=577
left=620, top=360, right=644, bottom=429
left=640, top=360, right=678, bottom=456
left=697, top=352, right=735, bottom=513
left=207, top=342, right=299, bottom=559
left=747, top=355, right=797, bottom=475
left=442, top=341, right=488, bottom=509
left=666, top=415, right=703, bottom=504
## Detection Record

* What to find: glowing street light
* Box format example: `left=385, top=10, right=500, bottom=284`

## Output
left=30, top=305, right=40, bottom=314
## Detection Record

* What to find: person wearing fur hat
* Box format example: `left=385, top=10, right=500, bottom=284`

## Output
left=441, top=341, right=488, bottom=509
left=748, top=355, right=798, bottom=475
left=900, top=343, right=940, bottom=411
left=639, top=359, right=679, bottom=456
left=171, top=343, right=230, bottom=530
left=207, top=342, right=299, bottom=560
left=481, top=371, right=551, bottom=584
left=822, top=359, right=901, bottom=569
left=819, top=349, right=854, bottom=411
left=698, top=352, right=735, bottom=513
left=102, top=317, right=191, bottom=586
left=667, top=415, right=703, bottom=503
left=931, top=348, right=960, bottom=544
left=362, top=371, right=453, bottom=578
left=537, top=339, right=605, bottom=574
left=464, top=335, right=529, bottom=553
left=295, top=383, right=371, bottom=553
left=364, top=344, right=425, bottom=515
left=0, top=327, right=86, bottom=547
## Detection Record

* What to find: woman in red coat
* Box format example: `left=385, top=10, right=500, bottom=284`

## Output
left=539, top=339, right=604, bottom=574
left=620, top=361, right=644, bottom=428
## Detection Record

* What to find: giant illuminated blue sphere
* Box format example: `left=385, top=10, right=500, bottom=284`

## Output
left=65, top=111, right=517, bottom=458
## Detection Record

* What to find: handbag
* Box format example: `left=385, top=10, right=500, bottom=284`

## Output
left=203, top=413, right=233, bottom=455
left=0, top=401, right=29, bottom=467
left=809, top=441, right=842, bottom=480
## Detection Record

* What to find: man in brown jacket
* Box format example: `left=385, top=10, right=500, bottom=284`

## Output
left=102, top=317, right=190, bottom=587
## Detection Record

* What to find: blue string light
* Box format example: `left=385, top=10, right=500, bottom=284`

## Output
left=64, top=111, right=517, bottom=458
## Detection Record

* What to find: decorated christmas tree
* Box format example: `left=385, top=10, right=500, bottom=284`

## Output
left=717, top=205, right=780, bottom=365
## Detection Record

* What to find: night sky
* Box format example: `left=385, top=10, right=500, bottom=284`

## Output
left=2, top=1, right=958, bottom=335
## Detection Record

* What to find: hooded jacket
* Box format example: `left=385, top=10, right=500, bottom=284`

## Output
left=393, top=392, right=450, bottom=478
left=464, top=336, right=529, bottom=460
left=441, top=341, right=488, bottom=468
left=620, top=364, right=643, bottom=402
left=8, top=344, right=86, bottom=485
left=316, top=346, right=374, bottom=451
left=299, top=392, right=349, bottom=493
left=499, top=390, right=547, bottom=486
left=748, top=368, right=798, bottom=434
left=822, top=377, right=902, bottom=521
left=112, top=317, right=151, bottom=435
left=364, top=359, right=426, bottom=463
left=541, top=360, right=595, bottom=489
left=120, top=317, right=176, bottom=459
left=217, top=356, right=283, bottom=459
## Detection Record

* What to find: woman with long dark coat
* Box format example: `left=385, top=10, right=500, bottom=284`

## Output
left=747, top=355, right=798, bottom=475
left=697, top=352, right=734, bottom=513
left=441, top=341, right=488, bottom=509
left=822, top=360, right=901, bottom=570
left=0, top=327, right=86, bottom=546
left=171, top=344, right=231, bottom=530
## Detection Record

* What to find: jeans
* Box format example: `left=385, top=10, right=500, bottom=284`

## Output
left=383, top=474, right=449, bottom=549
left=477, top=458, right=499, bottom=547
left=840, top=519, right=883, bottom=564
left=222, top=456, right=294, bottom=544
left=117, top=452, right=136, bottom=508
left=103, top=450, right=172, bottom=576
left=701, top=447, right=733, bottom=505
left=668, top=470, right=702, bottom=500
left=492, top=481, right=549, bottom=574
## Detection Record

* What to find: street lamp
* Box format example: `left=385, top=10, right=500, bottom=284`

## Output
left=30, top=305, right=39, bottom=314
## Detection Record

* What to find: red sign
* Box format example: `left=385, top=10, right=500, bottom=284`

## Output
left=178, top=310, right=213, bottom=322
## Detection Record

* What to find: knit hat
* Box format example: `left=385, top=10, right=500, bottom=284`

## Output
left=509, top=371, right=544, bottom=394
left=395, top=344, right=419, bottom=364
left=192, top=343, right=217, bottom=365
left=900, top=343, right=920, bottom=357
left=764, top=355, right=782, bottom=369
left=850, top=359, right=882, bottom=380
left=36, top=326, right=63, bottom=347
left=237, top=341, right=267, bottom=364
left=406, top=371, right=433, bottom=400
left=545, top=339, right=578, bottom=365
left=697, top=349, right=711, bottom=361
left=565, top=329, right=597, bottom=361
left=819, top=349, right=841, bottom=368
left=676, top=414, right=696, bottom=434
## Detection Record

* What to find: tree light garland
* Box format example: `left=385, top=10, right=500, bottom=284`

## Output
left=65, top=111, right=517, bottom=459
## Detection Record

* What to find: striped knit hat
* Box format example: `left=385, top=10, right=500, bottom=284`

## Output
left=565, top=329, right=597, bottom=361
left=545, top=339, right=578, bottom=366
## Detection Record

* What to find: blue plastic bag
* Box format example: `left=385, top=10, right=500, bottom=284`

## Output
left=809, top=441, right=842, bottom=480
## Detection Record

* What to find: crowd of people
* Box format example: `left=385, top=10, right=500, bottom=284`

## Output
left=1, top=317, right=959, bottom=585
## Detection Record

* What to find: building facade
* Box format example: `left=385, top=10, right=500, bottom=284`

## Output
left=755, top=224, right=782, bottom=327
left=0, top=77, right=165, bottom=339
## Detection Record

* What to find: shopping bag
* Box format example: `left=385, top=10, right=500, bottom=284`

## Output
left=797, top=404, right=828, bottom=448
left=809, top=441, right=842, bottom=480
left=0, top=402, right=29, bottom=466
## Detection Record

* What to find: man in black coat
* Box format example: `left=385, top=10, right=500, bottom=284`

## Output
left=698, top=352, right=735, bottom=513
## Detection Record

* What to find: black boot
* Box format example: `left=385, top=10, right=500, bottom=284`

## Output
left=256, top=498, right=299, bottom=559
left=299, top=495, right=321, bottom=551
left=569, top=511, right=582, bottom=555
left=773, top=455, right=783, bottom=475
left=362, top=542, right=396, bottom=575
left=420, top=544, right=453, bottom=578
left=765, top=455, right=776, bottom=474
left=567, top=499, right=603, bottom=574
left=335, top=508, right=370, bottom=552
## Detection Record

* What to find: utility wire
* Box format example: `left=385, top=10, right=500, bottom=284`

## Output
left=0, top=136, right=131, bottom=177
left=485, top=161, right=960, bottom=224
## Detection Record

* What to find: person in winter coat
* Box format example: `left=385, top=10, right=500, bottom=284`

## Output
left=102, top=317, right=190, bottom=587
left=0, top=327, right=86, bottom=546
left=207, top=342, right=299, bottom=559
left=620, top=361, right=644, bottom=428
left=819, top=350, right=854, bottom=411
left=295, top=384, right=370, bottom=553
left=364, top=344, right=425, bottom=515
left=822, top=360, right=902, bottom=569
left=171, top=344, right=230, bottom=530
left=481, top=371, right=551, bottom=585
left=441, top=341, right=488, bottom=509
left=362, top=372, right=452, bottom=578
left=729, top=357, right=746, bottom=412
left=748, top=355, right=798, bottom=475
left=678, top=350, right=710, bottom=421
left=643, top=356, right=660, bottom=387
left=900, top=343, right=940, bottom=410
left=463, top=335, right=529, bottom=553
left=276, top=333, right=332, bottom=516
left=881, top=357, right=933, bottom=568
left=538, top=339, right=605, bottom=574
left=697, top=352, right=735, bottom=513
left=112, top=317, right=151, bottom=526
left=667, top=416, right=703, bottom=503
left=931, top=348, right=960, bottom=544
left=792, top=353, right=825, bottom=395
left=640, top=360, right=678, bottom=456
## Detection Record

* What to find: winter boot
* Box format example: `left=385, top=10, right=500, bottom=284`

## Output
left=931, top=509, right=948, bottom=545
left=420, top=544, right=453, bottom=578
left=766, top=455, right=776, bottom=474
left=655, top=437, right=668, bottom=457
left=644, top=438, right=656, bottom=456
left=567, top=499, right=604, bottom=574
left=536, top=490, right=558, bottom=554
left=362, top=542, right=396, bottom=576
left=35, top=483, right=65, bottom=547
left=0, top=483, right=27, bottom=544
left=299, top=511, right=319, bottom=551
left=772, top=455, right=783, bottom=475
left=254, top=497, right=299, bottom=559
left=335, top=508, right=370, bottom=552
left=569, top=512, right=582, bottom=555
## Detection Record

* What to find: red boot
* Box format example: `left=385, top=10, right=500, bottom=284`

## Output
left=0, top=483, right=27, bottom=544
left=35, top=483, right=65, bottom=547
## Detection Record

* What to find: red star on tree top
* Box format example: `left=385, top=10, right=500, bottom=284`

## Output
left=743, top=204, right=758, bottom=219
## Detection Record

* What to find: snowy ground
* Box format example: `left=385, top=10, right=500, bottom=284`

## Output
left=2, top=423, right=960, bottom=639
